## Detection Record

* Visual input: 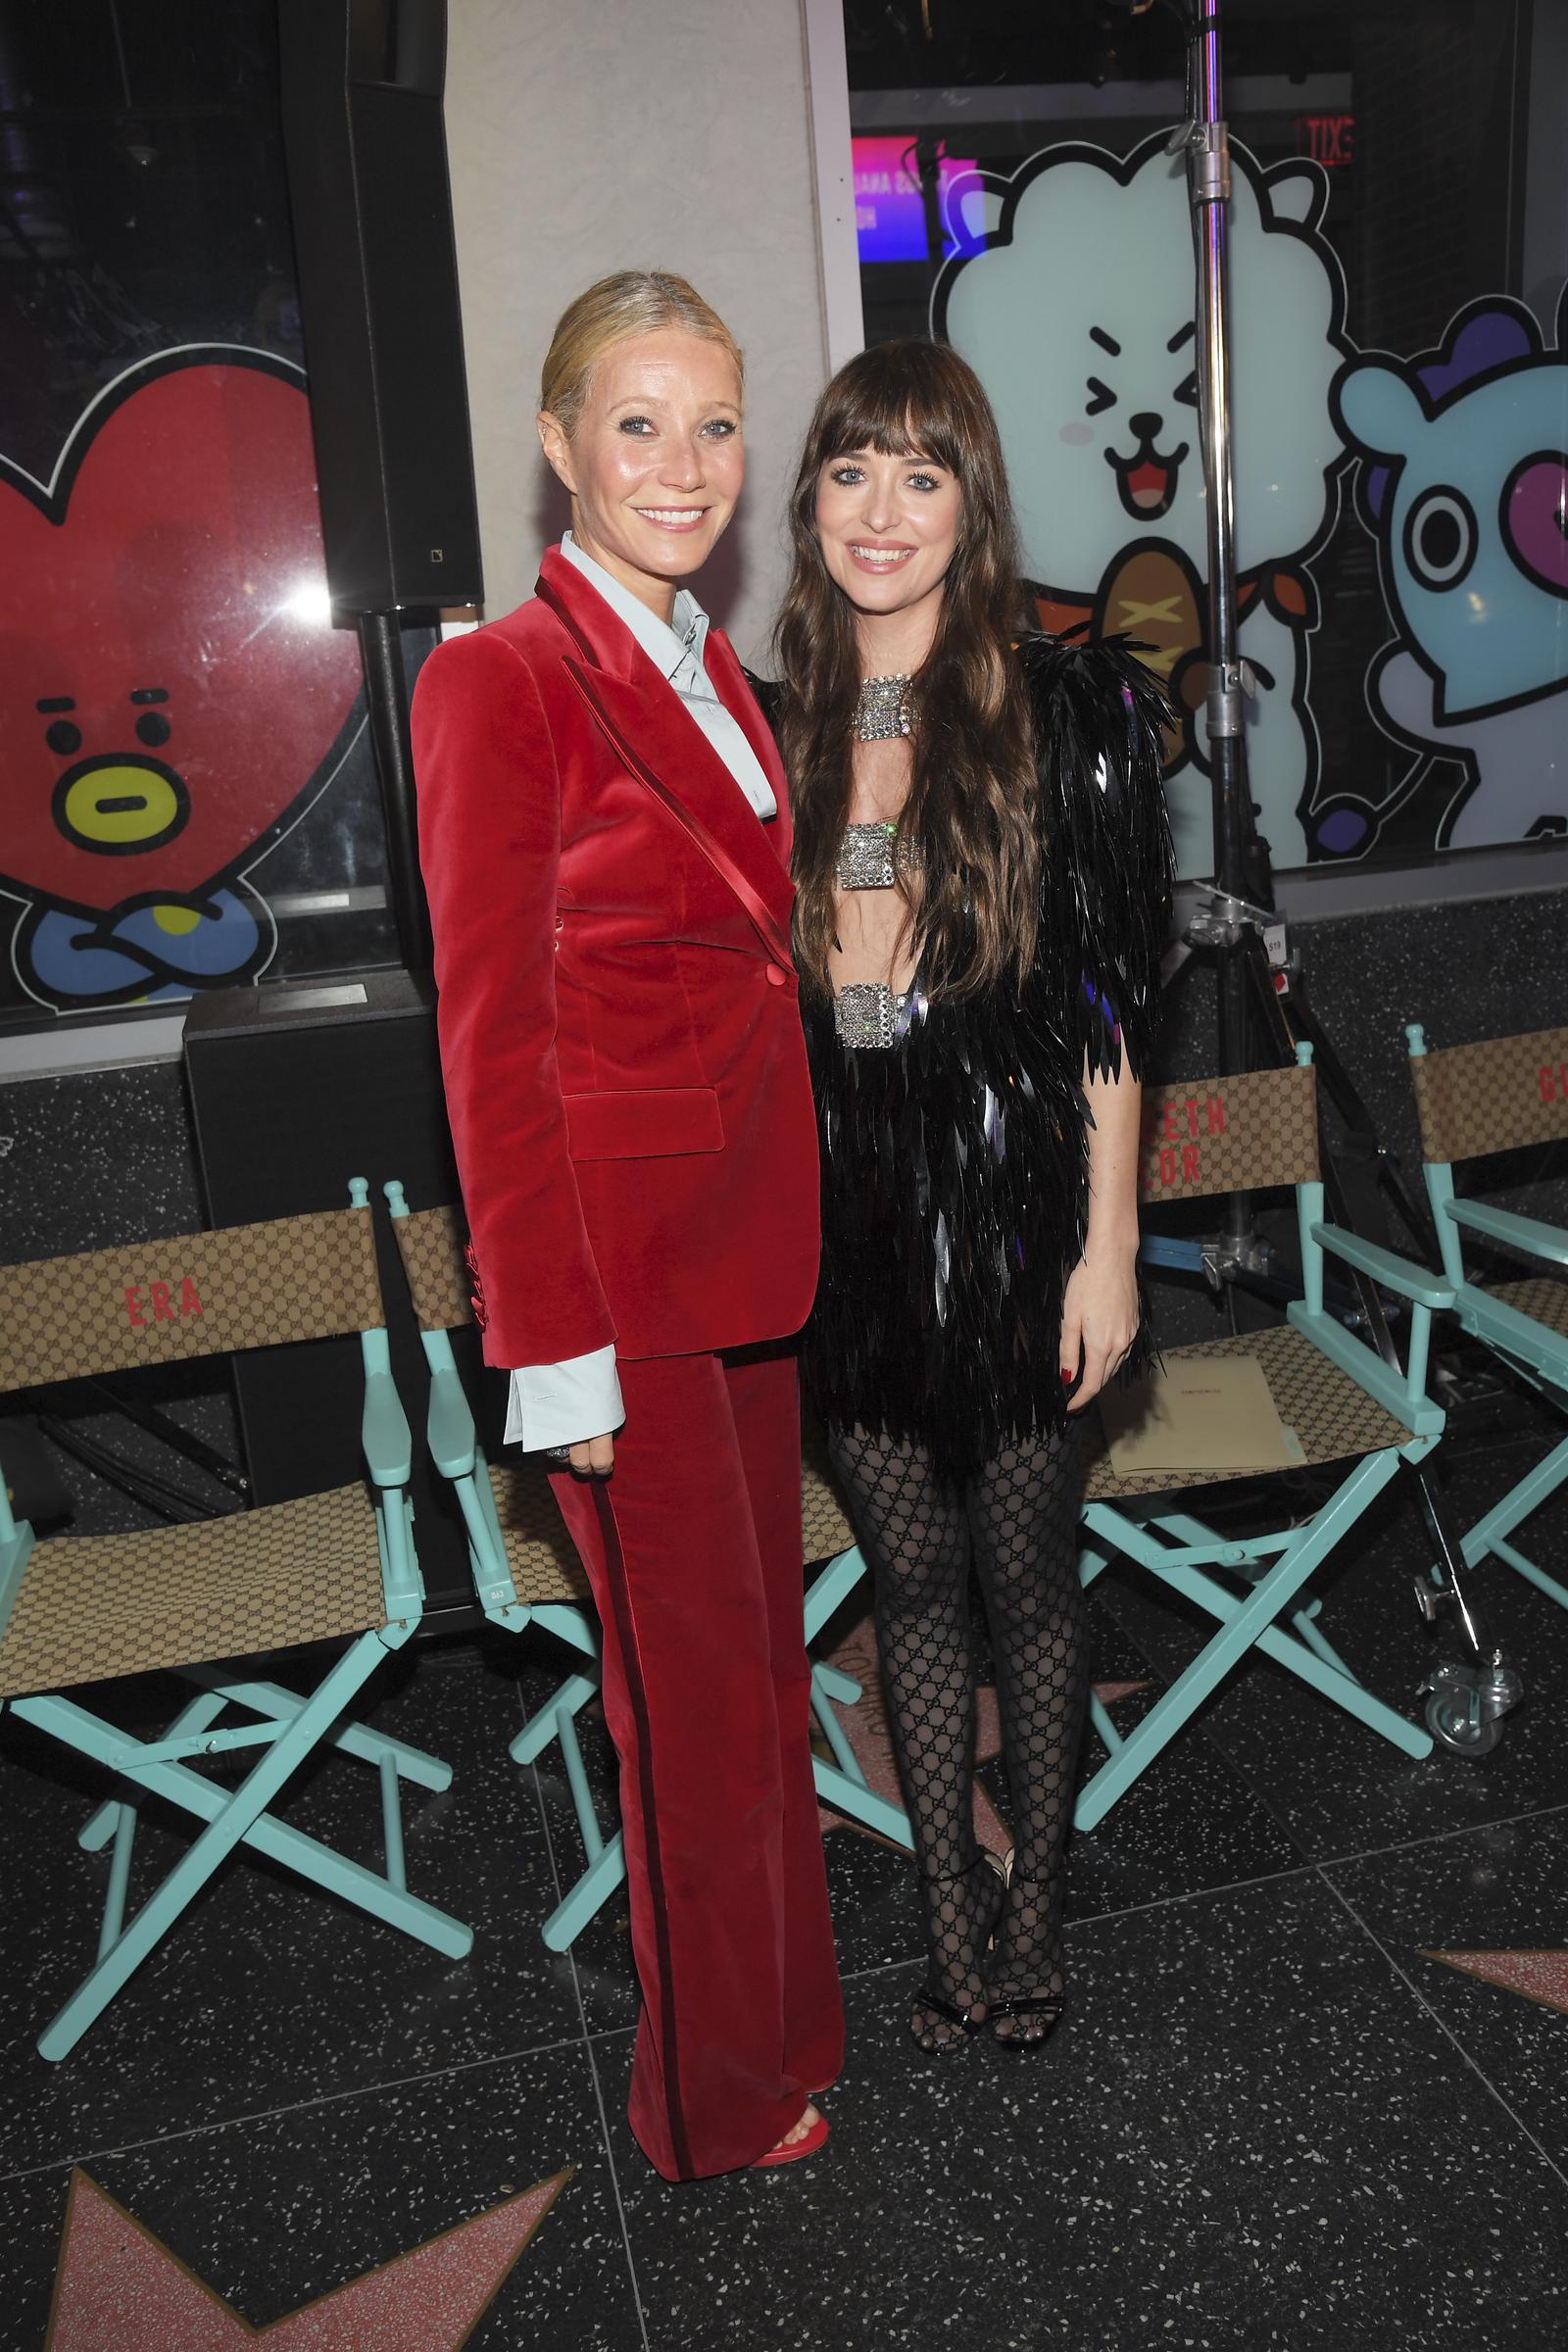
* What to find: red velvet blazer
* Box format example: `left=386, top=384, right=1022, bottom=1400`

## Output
left=410, top=547, right=819, bottom=1369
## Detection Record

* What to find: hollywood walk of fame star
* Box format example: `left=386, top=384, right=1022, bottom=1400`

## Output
left=1423, top=1948, right=1568, bottom=2019
left=45, top=2165, right=571, bottom=2350
left=813, top=1613, right=1148, bottom=1854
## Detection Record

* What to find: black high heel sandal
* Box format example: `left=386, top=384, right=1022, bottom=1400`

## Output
left=909, top=1850, right=1008, bottom=2056
left=986, top=1863, right=1065, bottom=2051
left=986, top=1992, right=1064, bottom=2052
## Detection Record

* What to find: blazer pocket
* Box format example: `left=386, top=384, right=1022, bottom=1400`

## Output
left=564, top=1085, right=724, bottom=1161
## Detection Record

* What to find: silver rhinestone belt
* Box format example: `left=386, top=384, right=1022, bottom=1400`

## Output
left=834, top=980, right=909, bottom=1050
left=835, top=822, right=922, bottom=892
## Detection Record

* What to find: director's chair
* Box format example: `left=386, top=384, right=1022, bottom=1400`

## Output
left=1405, top=1020, right=1568, bottom=1617
left=382, top=1184, right=909, bottom=1950
left=1075, top=1049, right=1442, bottom=1831
left=0, top=1184, right=471, bottom=2061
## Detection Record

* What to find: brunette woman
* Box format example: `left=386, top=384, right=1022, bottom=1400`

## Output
left=773, top=339, right=1171, bottom=2053
left=412, top=272, right=842, bottom=2175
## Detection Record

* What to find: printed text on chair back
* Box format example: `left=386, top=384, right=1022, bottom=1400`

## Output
left=0, top=1206, right=385, bottom=1392
left=389, top=1204, right=474, bottom=1333
left=1409, top=1027, right=1568, bottom=1166
left=1137, top=1064, right=1320, bottom=1204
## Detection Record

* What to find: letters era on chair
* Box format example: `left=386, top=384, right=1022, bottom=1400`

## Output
left=0, top=1182, right=471, bottom=2063
left=381, top=1183, right=909, bottom=1953
left=1076, top=1048, right=1446, bottom=1833
left=1405, top=1020, right=1568, bottom=1617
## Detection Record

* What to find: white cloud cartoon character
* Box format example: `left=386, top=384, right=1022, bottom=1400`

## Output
left=934, top=134, right=1348, bottom=875
left=1327, top=292, right=1568, bottom=856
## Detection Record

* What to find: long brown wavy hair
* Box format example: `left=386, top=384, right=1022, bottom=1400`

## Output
left=775, top=339, right=1038, bottom=999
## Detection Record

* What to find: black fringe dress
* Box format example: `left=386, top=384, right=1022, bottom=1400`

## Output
left=800, top=635, right=1174, bottom=1484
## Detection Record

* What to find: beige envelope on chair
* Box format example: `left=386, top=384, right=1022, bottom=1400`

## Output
left=1099, top=1354, right=1304, bottom=1478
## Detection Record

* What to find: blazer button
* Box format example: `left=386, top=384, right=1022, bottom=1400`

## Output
left=764, top=962, right=789, bottom=987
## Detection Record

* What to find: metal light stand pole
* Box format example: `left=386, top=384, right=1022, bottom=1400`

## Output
left=1153, top=0, right=1520, bottom=1747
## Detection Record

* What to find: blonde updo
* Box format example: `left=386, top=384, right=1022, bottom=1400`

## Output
left=539, top=270, right=744, bottom=439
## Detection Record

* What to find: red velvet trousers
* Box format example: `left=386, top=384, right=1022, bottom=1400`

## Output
left=549, top=1347, right=844, bottom=2180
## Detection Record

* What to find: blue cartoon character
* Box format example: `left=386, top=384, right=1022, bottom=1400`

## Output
left=934, top=133, right=1349, bottom=876
left=1327, top=292, right=1568, bottom=856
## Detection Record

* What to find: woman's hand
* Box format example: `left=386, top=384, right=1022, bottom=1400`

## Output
left=1058, top=1239, right=1140, bottom=1412
left=565, top=1432, right=615, bottom=1478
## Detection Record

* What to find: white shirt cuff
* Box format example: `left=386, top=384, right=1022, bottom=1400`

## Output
left=504, top=1347, right=623, bottom=1452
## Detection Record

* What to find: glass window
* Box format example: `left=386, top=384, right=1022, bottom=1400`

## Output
left=841, top=0, right=1568, bottom=881
left=0, top=0, right=404, bottom=1031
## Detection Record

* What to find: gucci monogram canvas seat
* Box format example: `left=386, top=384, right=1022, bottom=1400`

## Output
left=0, top=1186, right=471, bottom=2062
left=383, top=1183, right=908, bottom=1952
left=1405, top=1022, right=1568, bottom=1635
left=1076, top=1050, right=1445, bottom=1832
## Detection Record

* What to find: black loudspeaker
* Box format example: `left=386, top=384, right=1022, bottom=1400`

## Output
left=183, top=970, right=497, bottom=1619
left=276, top=0, right=483, bottom=612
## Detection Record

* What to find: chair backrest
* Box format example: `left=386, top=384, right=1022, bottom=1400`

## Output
left=1407, top=1023, right=1568, bottom=1166
left=387, top=1202, right=474, bottom=1334
left=1137, top=1063, right=1320, bottom=1206
left=0, top=1205, right=385, bottom=1396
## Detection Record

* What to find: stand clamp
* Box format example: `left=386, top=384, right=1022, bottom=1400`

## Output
left=1165, top=114, right=1232, bottom=205
left=1205, top=655, right=1255, bottom=741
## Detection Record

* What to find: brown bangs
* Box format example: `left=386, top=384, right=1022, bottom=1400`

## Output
left=775, top=338, right=1041, bottom=1003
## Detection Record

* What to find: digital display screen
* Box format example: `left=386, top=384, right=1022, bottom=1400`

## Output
left=854, top=136, right=976, bottom=265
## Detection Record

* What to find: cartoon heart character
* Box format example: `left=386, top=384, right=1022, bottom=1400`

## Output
left=0, top=349, right=364, bottom=1007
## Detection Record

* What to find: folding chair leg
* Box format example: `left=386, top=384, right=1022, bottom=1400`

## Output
left=1087, top=1691, right=1123, bottom=1756
left=1460, top=1430, right=1568, bottom=1613
left=78, top=1688, right=229, bottom=1851
left=510, top=1671, right=600, bottom=1768
left=1076, top=1450, right=1402, bottom=1834
left=1140, top=1510, right=1430, bottom=1759
left=805, top=1545, right=868, bottom=1642
left=191, top=1672, right=457, bottom=1792
left=542, top=1833, right=626, bottom=1951
left=99, top=1802, right=136, bottom=1962
left=18, top=1632, right=472, bottom=2061
left=808, top=1664, right=914, bottom=1848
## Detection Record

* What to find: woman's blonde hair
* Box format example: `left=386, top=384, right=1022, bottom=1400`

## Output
left=539, top=270, right=744, bottom=438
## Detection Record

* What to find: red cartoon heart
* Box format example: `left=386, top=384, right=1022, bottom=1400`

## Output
left=0, top=352, right=363, bottom=916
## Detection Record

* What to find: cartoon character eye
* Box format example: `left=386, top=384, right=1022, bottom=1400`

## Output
left=46, top=718, right=82, bottom=757
left=1173, top=370, right=1199, bottom=409
left=135, top=710, right=172, bottom=748
left=1501, top=451, right=1568, bottom=597
left=1085, top=376, right=1116, bottom=416
left=1402, top=486, right=1477, bottom=590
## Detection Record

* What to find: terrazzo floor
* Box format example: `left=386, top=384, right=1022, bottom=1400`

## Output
left=4, top=1410, right=1568, bottom=2350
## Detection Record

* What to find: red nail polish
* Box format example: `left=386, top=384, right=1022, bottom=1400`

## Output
left=1060, top=1366, right=1074, bottom=1385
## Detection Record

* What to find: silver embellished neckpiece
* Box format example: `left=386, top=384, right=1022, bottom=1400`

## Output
left=854, top=672, right=913, bottom=742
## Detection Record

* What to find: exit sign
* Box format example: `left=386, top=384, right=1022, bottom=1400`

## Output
left=1296, top=114, right=1354, bottom=168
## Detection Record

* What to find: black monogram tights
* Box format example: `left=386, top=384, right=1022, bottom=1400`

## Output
left=828, top=1421, right=1088, bottom=2048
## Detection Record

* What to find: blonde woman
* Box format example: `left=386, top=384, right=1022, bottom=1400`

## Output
left=411, top=272, right=842, bottom=2179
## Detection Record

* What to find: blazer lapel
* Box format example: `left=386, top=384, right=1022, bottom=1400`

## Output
left=537, top=556, right=796, bottom=963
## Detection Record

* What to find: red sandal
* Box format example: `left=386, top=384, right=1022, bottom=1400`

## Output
left=750, top=2108, right=830, bottom=2169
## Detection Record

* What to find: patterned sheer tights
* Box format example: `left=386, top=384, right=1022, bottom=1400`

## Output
left=827, top=1422, right=1088, bottom=2048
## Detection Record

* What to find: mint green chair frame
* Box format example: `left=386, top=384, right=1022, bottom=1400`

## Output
left=1074, top=1047, right=1443, bottom=1831
left=0, top=1183, right=471, bottom=2062
left=382, top=1183, right=909, bottom=1950
left=1406, top=1020, right=1568, bottom=1616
